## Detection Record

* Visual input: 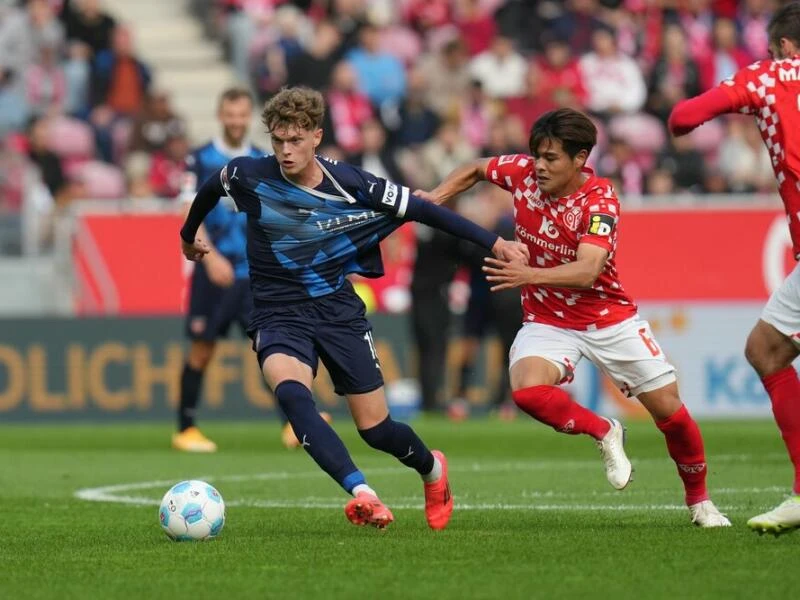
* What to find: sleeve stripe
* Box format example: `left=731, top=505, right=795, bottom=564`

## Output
left=397, top=185, right=410, bottom=218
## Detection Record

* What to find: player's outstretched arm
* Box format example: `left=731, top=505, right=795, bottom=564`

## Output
left=413, top=158, right=492, bottom=205
left=483, top=243, right=608, bottom=291
left=179, top=169, right=225, bottom=262
left=403, top=194, right=529, bottom=263
left=668, top=87, right=735, bottom=137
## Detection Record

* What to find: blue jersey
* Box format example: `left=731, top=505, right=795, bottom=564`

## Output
left=181, top=140, right=264, bottom=279
left=218, top=155, right=409, bottom=303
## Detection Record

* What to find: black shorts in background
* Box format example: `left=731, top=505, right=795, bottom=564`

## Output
left=185, top=263, right=253, bottom=341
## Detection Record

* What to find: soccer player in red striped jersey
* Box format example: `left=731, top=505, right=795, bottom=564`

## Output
left=416, top=108, right=730, bottom=527
left=669, top=1, right=800, bottom=535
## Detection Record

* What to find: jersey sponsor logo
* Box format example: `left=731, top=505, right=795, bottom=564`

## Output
left=564, top=206, right=583, bottom=232
left=538, top=216, right=560, bottom=239
left=588, top=214, right=615, bottom=236
left=381, top=181, right=400, bottom=208
left=315, top=210, right=382, bottom=233
left=516, top=224, right=576, bottom=257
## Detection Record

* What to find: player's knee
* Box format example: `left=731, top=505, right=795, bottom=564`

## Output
left=274, top=380, right=314, bottom=416
left=358, top=416, right=395, bottom=450
left=187, top=342, right=216, bottom=370
left=744, top=327, right=789, bottom=377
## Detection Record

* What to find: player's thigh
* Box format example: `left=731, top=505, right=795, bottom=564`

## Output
left=582, top=316, right=676, bottom=399
left=508, top=323, right=582, bottom=390
left=249, top=310, right=318, bottom=391
left=316, top=319, right=384, bottom=401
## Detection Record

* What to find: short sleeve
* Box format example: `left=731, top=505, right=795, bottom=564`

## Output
left=577, top=184, right=619, bottom=254
left=345, top=162, right=411, bottom=218
left=718, top=61, right=768, bottom=115
left=485, top=154, right=532, bottom=191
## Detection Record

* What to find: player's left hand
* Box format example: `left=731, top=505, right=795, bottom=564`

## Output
left=491, top=238, right=529, bottom=263
left=412, top=189, right=446, bottom=205
left=482, top=257, right=534, bottom=292
left=181, top=238, right=210, bottom=262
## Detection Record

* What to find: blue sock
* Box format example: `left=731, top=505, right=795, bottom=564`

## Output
left=275, top=380, right=365, bottom=494
left=359, top=416, right=435, bottom=475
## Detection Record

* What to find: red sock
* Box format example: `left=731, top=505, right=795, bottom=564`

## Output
left=512, top=385, right=610, bottom=440
left=656, top=404, right=708, bottom=506
left=762, top=366, right=800, bottom=495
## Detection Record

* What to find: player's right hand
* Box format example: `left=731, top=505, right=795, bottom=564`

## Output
left=206, top=253, right=235, bottom=288
left=181, top=238, right=210, bottom=262
left=491, top=238, right=529, bottom=264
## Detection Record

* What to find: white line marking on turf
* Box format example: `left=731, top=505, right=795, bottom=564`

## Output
left=74, top=455, right=789, bottom=511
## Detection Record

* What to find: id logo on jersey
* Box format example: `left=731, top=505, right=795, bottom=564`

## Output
left=588, top=214, right=615, bottom=236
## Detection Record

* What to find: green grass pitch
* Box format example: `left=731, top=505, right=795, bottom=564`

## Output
left=0, top=417, right=797, bottom=599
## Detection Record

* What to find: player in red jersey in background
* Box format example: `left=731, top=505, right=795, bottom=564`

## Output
left=416, top=108, right=730, bottom=527
left=669, top=1, right=800, bottom=535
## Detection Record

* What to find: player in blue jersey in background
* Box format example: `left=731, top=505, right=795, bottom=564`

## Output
left=172, top=87, right=324, bottom=452
left=179, top=87, right=528, bottom=530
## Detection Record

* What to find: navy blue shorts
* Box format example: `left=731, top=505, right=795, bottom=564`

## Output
left=248, top=283, right=383, bottom=396
left=185, top=263, right=253, bottom=341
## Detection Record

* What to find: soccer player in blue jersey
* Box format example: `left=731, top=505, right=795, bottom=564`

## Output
left=179, top=87, right=528, bottom=530
left=172, top=87, right=268, bottom=453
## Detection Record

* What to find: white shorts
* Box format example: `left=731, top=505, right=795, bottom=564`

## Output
left=509, top=315, right=676, bottom=397
left=762, top=262, right=800, bottom=345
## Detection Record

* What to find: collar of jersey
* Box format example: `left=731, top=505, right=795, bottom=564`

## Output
left=212, top=136, right=253, bottom=158
left=278, top=157, right=357, bottom=204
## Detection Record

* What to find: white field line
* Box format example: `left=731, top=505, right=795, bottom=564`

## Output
left=74, top=454, right=790, bottom=511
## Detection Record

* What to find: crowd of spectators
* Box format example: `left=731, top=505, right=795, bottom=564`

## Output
left=0, top=0, right=788, bottom=254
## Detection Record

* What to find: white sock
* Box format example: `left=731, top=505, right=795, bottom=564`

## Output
left=422, top=456, right=442, bottom=483
left=352, top=484, right=377, bottom=497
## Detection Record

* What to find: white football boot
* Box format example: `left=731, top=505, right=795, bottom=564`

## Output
left=689, top=500, right=732, bottom=528
left=747, top=496, right=800, bottom=536
left=595, top=418, right=633, bottom=490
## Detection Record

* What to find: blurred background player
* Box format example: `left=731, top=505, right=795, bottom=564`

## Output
left=179, top=86, right=527, bottom=529
left=669, top=1, right=800, bottom=535
left=447, top=185, right=521, bottom=420
left=418, top=108, right=731, bottom=527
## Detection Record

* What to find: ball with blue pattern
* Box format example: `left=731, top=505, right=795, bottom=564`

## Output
left=158, top=480, right=226, bottom=541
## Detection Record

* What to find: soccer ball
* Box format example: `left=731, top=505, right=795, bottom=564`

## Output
left=158, top=480, right=225, bottom=541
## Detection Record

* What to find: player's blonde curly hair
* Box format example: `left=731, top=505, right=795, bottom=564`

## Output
left=261, top=87, right=325, bottom=133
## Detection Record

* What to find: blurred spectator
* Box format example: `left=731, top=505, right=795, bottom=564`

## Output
left=61, top=0, right=116, bottom=56
left=285, top=19, right=344, bottom=91
left=346, top=23, right=407, bottom=108
left=0, top=0, right=64, bottom=72
left=404, top=0, right=451, bottom=33
left=698, top=17, right=752, bottom=90
left=89, top=25, right=151, bottom=162
left=469, top=35, right=527, bottom=99
left=222, top=0, right=277, bottom=84
left=737, top=0, right=773, bottom=61
left=347, top=118, right=404, bottom=183
left=251, top=4, right=309, bottom=98
left=24, top=37, right=67, bottom=117
left=63, top=41, right=91, bottom=116
left=460, top=79, right=493, bottom=150
left=550, top=0, right=605, bottom=55
left=0, top=68, right=29, bottom=137
left=645, top=167, right=677, bottom=195
left=454, top=0, right=497, bottom=56
left=505, top=63, right=558, bottom=132
left=417, top=36, right=471, bottom=119
left=536, top=34, right=587, bottom=109
left=415, top=120, right=477, bottom=191
left=597, top=135, right=645, bottom=196
left=324, top=60, right=373, bottom=154
left=655, top=135, right=707, bottom=192
left=717, top=117, right=775, bottom=193
left=393, top=67, right=440, bottom=148
left=128, top=91, right=186, bottom=154
left=147, top=129, right=190, bottom=198
left=579, top=25, right=647, bottom=117
left=647, top=24, right=701, bottom=122
left=25, top=115, right=83, bottom=206
left=672, top=0, right=716, bottom=61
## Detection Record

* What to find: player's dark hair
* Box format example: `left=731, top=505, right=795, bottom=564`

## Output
left=768, top=1, right=800, bottom=48
left=261, top=86, right=325, bottom=132
left=217, top=87, right=253, bottom=110
left=528, top=108, right=597, bottom=159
